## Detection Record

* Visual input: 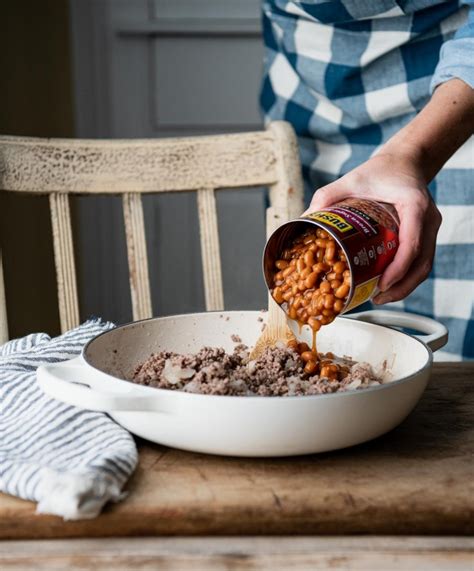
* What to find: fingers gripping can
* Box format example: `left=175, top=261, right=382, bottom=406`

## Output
left=263, top=198, right=399, bottom=314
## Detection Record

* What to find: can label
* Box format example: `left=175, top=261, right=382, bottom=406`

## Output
left=303, top=199, right=399, bottom=310
left=309, top=212, right=353, bottom=233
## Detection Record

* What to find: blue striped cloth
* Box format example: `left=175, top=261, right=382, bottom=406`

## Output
left=261, top=0, right=474, bottom=360
left=0, top=320, right=138, bottom=520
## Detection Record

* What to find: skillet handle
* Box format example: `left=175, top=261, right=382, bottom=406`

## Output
left=346, top=309, right=448, bottom=352
left=37, top=357, right=164, bottom=413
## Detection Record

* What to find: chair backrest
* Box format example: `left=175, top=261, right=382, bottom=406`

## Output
left=0, top=121, right=304, bottom=342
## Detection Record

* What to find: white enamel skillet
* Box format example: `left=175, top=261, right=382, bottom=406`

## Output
left=37, top=309, right=447, bottom=457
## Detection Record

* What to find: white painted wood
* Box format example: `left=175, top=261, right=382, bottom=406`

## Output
left=265, top=206, right=291, bottom=336
left=1, top=537, right=472, bottom=570
left=122, top=193, right=153, bottom=321
left=0, top=122, right=303, bottom=332
left=250, top=207, right=293, bottom=358
left=268, top=121, right=305, bottom=219
left=0, top=249, right=8, bottom=344
left=49, top=194, right=80, bottom=333
left=197, top=189, right=224, bottom=311
left=0, top=132, right=278, bottom=193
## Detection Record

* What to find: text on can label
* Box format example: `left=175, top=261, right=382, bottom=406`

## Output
left=307, top=212, right=353, bottom=233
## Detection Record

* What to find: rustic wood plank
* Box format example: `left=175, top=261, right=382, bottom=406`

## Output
left=122, top=193, right=153, bottom=321
left=0, top=248, right=8, bottom=343
left=0, top=130, right=278, bottom=193
left=197, top=188, right=224, bottom=311
left=268, top=121, right=305, bottom=220
left=0, top=363, right=472, bottom=539
left=0, top=537, right=473, bottom=571
left=49, top=193, right=80, bottom=332
left=265, top=206, right=291, bottom=338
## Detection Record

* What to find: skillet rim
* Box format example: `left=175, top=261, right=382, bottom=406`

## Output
left=81, top=310, right=433, bottom=402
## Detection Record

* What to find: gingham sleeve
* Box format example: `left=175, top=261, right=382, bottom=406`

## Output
left=430, top=1, right=474, bottom=92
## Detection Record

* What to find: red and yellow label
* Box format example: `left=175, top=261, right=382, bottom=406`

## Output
left=306, top=211, right=354, bottom=233
left=344, top=276, right=380, bottom=312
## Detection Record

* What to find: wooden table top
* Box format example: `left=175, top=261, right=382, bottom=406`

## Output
left=1, top=363, right=473, bottom=539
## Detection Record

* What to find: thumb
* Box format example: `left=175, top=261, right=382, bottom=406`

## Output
left=303, top=179, right=354, bottom=215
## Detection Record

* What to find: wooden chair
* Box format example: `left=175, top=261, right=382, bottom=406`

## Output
left=0, top=121, right=304, bottom=343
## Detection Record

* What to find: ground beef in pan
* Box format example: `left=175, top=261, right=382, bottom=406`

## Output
left=131, top=343, right=383, bottom=397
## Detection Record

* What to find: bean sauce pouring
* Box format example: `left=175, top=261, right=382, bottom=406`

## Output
left=263, top=198, right=400, bottom=378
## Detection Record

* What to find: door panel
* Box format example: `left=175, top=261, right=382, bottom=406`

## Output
left=71, top=0, right=266, bottom=324
left=152, top=37, right=262, bottom=130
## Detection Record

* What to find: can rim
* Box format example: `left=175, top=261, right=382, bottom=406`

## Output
left=262, top=217, right=355, bottom=317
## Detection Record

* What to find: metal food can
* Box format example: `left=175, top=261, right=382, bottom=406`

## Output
left=263, top=198, right=399, bottom=314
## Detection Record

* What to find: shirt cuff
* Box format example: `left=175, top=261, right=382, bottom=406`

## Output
left=430, top=38, right=474, bottom=93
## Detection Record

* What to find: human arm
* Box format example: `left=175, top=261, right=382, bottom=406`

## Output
left=306, top=77, right=474, bottom=304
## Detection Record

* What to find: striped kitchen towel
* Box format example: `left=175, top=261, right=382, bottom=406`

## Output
left=0, top=320, right=138, bottom=520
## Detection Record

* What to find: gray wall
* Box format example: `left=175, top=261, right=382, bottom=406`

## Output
left=1, top=0, right=73, bottom=338
left=70, top=0, right=268, bottom=324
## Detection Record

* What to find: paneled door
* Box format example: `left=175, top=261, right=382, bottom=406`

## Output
left=70, top=0, right=267, bottom=323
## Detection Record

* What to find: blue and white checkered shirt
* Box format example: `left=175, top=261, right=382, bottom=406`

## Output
left=261, top=0, right=474, bottom=360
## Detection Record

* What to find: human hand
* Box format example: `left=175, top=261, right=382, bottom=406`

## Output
left=304, top=151, right=442, bottom=304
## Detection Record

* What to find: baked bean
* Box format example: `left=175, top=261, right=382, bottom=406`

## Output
left=304, top=360, right=318, bottom=375
left=273, top=287, right=284, bottom=304
left=305, top=271, right=319, bottom=289
left=320, top=365, right=331, bottom=378
left=306, top=305, right=317, bottom=317
left=288, top=341, right=357, bottom=381
left=301, top=350, right=316, bottom=362
left=271, top=227, right=352, bottom=351
left=320, top=281, right=331, bottom=294
left=325, top=240, right=336, bottom=261
left=313, top=262, right=329, bottom=273
left=304, top=250, right=315, bottom=267
left=282, top=266, right=294, bottom=278
left=282, top=290, right=293, bottom=302
left=317, top=296, right=325, bottom=311
left=298, top=342, right=310, bottom=353
left=275, top=260, right=289, bottom=270
left=333, top=261, right=346, bottom=274
left=335, top=284, right=350, bottom=299
left=323, top=293, right=335, bottom=309
left=307, top=317, right=321, bottom=331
